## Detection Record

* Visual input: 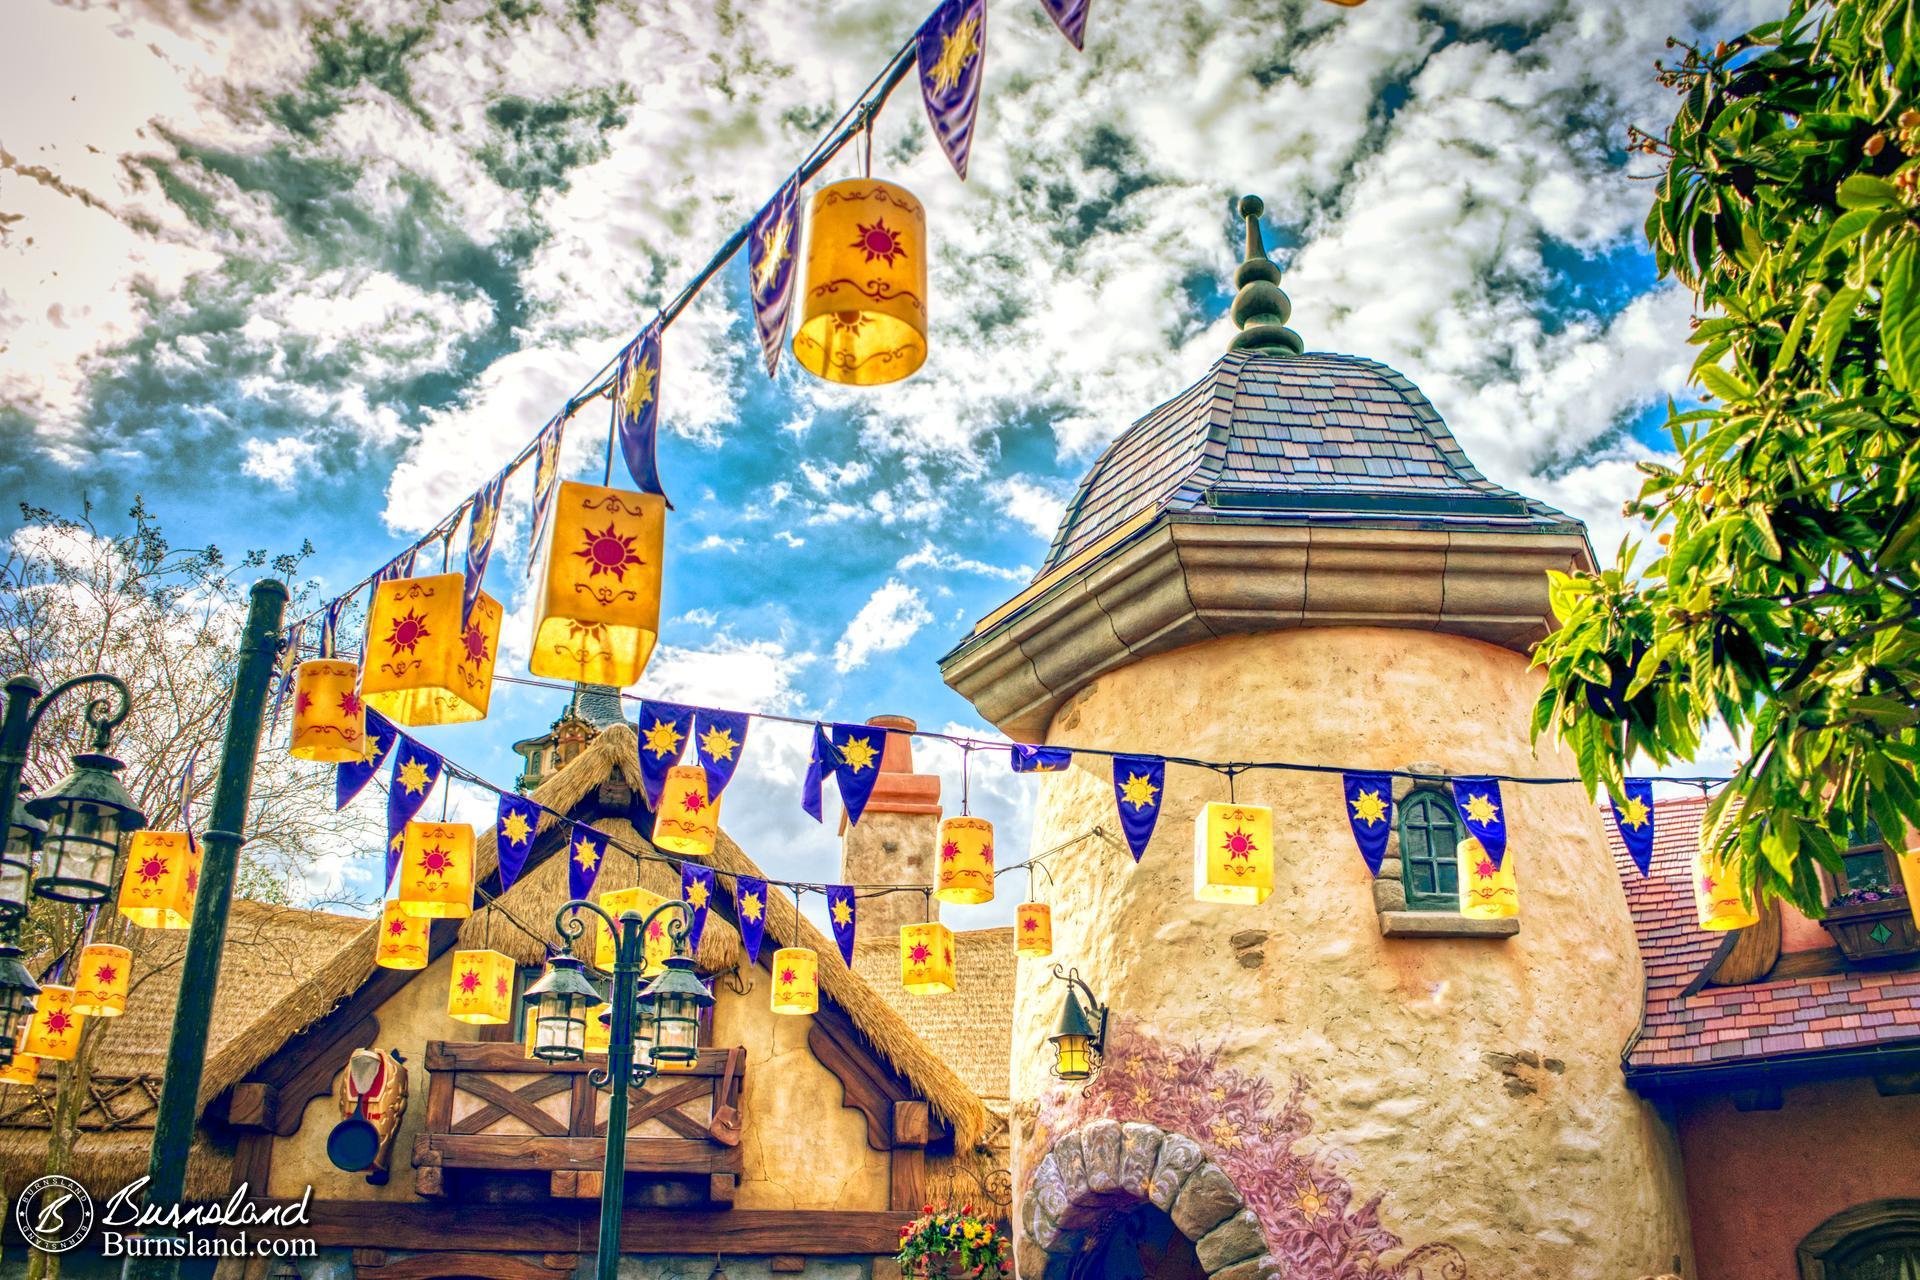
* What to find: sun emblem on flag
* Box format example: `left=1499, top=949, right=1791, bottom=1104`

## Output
left=686, top=878, right=710, bottom=910
left=699, top=725, right=738, bottom=763
left=418, top=844, right=454, bottom=880
left=458, top=968, right=481, bottom=994
left=501, top=809, right=532, bottom=846
left=338, top=689, right=362, bottom=717
left=838, top=735, right=878, bottom=773
left=1349, top=788, right=1387, bottom=826
left=643, top=717, right=684, bottom=758
left=623, top=348, right=656, bottom=417
left=386, top=609, right=430, bottom=655
left=397, top=758, right=432, bottom=796
left=680, top=788, right=708, bottom=813
left=573, top=837, right=600, bottom=871
left=1119, top=772, right=1159, bottom=811
left=940, top=840, right=960, bottom=864
left=136, top=853, right=169, bottom=884
left=753, top=213, right=792, bottom=295
left=909, top=941, right=932, bottom=965
left=739, top=890, right=763, bottom=922
left=461, top=621, right=490, bottom=667
left=1618, top=795, right=1650, bottom=830
left=930, top=13, right=981, bottom=93
left=576, top=523, right=645, bottom=581
left=1222, top=827, right=1257, bottom=861
left=1462, top=792, right=1499, bottom=827
left=851, top=219, right=906, bottom=266
left=830, top=896, right=853, bottom=928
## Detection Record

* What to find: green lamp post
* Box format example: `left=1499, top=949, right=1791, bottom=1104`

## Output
left=529, top=895, right=711, bottom=1280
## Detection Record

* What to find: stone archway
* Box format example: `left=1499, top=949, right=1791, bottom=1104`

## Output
left=1017, top=1119, right=1272, bottom=1280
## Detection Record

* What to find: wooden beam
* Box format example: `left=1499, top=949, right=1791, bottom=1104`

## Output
left=414, top=1132, right=743, bottom=1175
left=352, top=1250, right=577, bottom=1280
left=426, top=1040, right=734, bottom=1076
left=707, top=1173, right=736, bottom=1208
left=257, top=1011, right=380, bottom=1137
left=890, top=1101, right=929, bottom=1148
left=230, top=1131, right=272, bottom=1199
left=888, top=1146, right=924, bottom=1214
left=226, top=1082, right=277, bottom=1131
left=236, top=1203, right=918, bottom=1256
left=807, top=1004, right=918, bottom=1152
left=770, top=1258, right=805, bottom=1274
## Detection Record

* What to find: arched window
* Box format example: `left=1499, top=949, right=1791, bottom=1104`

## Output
left=1799, top=1199, right=1920, bottom=1279
left=1399, top=789, right=1462, bottom=911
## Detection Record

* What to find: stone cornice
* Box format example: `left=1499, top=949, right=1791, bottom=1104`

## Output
left=939, top=518, right=1594, bottom=741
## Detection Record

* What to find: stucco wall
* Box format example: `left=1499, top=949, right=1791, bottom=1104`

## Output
left=1011, top=626, right=1692, bottom=1279
left=1677, top=1076, right=1920, bottom=1280
left=269, top=951, right=889, bottom=1212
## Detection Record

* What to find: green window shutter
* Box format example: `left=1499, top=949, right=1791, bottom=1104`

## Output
left=1399, top=790, right=1462, bottom=911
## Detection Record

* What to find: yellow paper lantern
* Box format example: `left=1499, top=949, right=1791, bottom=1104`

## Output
left=117, top=831, right=200, bottom=930
left=19, top=986, right=82, bottom=1061
left=361, top=574, right=502, bottom=727
left=1693, top=841, right=1760, bottom=931
left=528, top=482, right=666, bottom=687
left=900, top=921, right=956, bottom=996
left=0, top=1049, right=39, bottom=1086
left=71, top=944, right=131, bottom=1018
left=791, top=179, right=929, bottom=386
left=395, top=821, right=475, bottom=919
left=770, top=946, right=818, bottom=1016
left=1015, top=902, right=1053, bottom=958
left=447, top=948, right=515, bottom=1025
left=653, top=765, right=720, bottom=858
left=935, top=815, right=994, bottom=905
left=584, top=1002, right=612, bottom=1054
left=1902, top=846, right=1920, bottom=931
left=594, top=887, right=671, bottom=975
left=1194, top=802, right=1275, bottom=904
left=375, top=900, right=431, bottom=970
left=289, top=658, right=367, bottom=762
left=1457, top=838, right=1519, bottom=920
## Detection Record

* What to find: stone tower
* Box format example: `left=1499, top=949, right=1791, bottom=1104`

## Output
left=838, top=714, right=943, bottom=943
left=940, top=198, right=1691, bottom=1279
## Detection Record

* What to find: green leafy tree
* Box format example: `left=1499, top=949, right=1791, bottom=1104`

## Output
left=1534, top=0, right=1920, bottom=916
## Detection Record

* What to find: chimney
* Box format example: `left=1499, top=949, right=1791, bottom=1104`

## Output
left=838, top=714, right=942, bottom=943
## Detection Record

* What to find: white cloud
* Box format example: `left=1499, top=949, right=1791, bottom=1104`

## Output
left=897, top=540, right=1029, bottom=582
left=240, top=436, right=322, bottom=489
left=988, top=477, right=1070, bottom=542
left=832, top=578, right=932, bottom=672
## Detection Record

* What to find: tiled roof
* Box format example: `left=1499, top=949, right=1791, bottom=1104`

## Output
left=1040, top=349, right=1582, bottom=574
left=571, top=683, right=628, bottom=728
left=1611, top=795, right=1920, bottom=1080
left=853, top=925, right=1016, bottom=1106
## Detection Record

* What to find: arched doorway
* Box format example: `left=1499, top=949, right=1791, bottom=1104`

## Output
left=1799, top=1200, right=1920, bottom=1280
left=1019, top=1120, right=1266, bottom=1280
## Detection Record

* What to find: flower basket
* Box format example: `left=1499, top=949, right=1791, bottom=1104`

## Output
left=897, top=1205, right=1010, bottom=1279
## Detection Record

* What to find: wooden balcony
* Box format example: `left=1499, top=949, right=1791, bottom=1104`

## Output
left=413, top=1041, right=745, bottom=1204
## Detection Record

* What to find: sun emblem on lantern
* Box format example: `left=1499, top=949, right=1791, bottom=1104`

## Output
left=136, top=853, right=169, bottom=884
left=575, top=522, right=645, bottom=581
left=779, top=966, right=797, bottom=987
left=338, top=689, right=362, bottom=716
left=1021, top=914, right=1039, bottom=933
left=418, top=844, right=454, bottom=880
left=387, top=609, right=431, bottom=655
left=851, top=219, right=907, bottom=266
left=93, top=962, right=118, bottom=985
left=940, top=840, right=960, bottom=864
left=185, top=865, right=199, bottom=893
left=680, top=789, right=707, bottom=813
left=495, top=974, right=510, bottom=999
left=295, top=690, right=313, bottom=714
left=461, top=622, right=489, bottom=667
left=387, top=916, right=409, bottom=938
left=1221, top=827, right=1257, bottom=861
left=1699, top=873, right=1717, bottom=896
left=458, top=969, right=482, bottom=994
left=909, top=941, right=932, bottom=965
left=44, top=1010, right=72, bottom=1037
left=1475, top=855, right=1497, bottom=880
left=828, top=310, right=867, bottom=337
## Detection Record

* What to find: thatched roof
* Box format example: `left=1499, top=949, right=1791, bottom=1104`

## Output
left=854, top=926, right=1016, bottom=1108
left=0, top=900, right=366, bottom=1199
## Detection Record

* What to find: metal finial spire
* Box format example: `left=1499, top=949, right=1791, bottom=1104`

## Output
left=1228, top=194, right=1304, bottom=355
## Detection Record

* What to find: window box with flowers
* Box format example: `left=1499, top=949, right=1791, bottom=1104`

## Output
left=896, top=1204, right=1011, bottom=1278
left=1820, top=840, right=1920, bottom=965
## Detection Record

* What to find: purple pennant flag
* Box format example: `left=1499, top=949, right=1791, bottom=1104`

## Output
left=802, top=724, right=831, bottom=822
left=826, top=886, right=857, bottom=966
left=694, top=709, right=749, bottom=800
left=1451, top=777, right=1509, bottom=869
left=830, top=723, right=886, bottom=827
left=495, top=793, right=541, bottom=892
left=1039, top=0, right=1088, bottom=48
left=567, top=822, right=607, bottom=901
left=734, top=875, right=769, bottom=962
left=337, top=709, right=396, bottom=810
left=270, top=619, right=306, bottom=727
left=746, top=173, right=802, bottom=376
left=681, top=863, right=715, bottom=952
left=462, top=466, right=509, bottom=629
left=524, top=414, right=567, bottom=573
left=613, top=320, right=667, bottom=497
left=384, top=737, right=442, bottom=884
left=636, top=701, right=695, bottom=808
left=917, top=0, right=987, bottom=179
left=1611, top=778, right=1656, bottom=876
left=1342, top=772, right=1393, bottom=876
left=319, top=597, right=346, bottom=659
left=372, top=545, right=419, bottom=593
left=1011, top=744, right=1071, bottom=774
left=1111, top=754, right=1165, bottom=863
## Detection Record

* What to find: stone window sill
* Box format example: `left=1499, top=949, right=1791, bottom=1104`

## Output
left=1378, top=910, right=1518, bottom=939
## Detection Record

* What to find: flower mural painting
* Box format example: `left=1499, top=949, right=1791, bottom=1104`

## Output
left=1027, top=1020, right=1467, bottom=1279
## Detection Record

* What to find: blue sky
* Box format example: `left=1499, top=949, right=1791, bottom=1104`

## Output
left=1, top=0, right=1763, bottom=922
